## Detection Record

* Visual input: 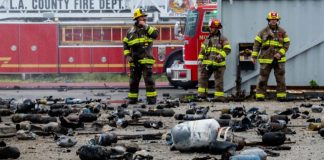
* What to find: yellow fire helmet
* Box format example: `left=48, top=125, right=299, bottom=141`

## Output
left=267, top=11, right=280, bottom=20
left=133, top=8, right=148, bottom=20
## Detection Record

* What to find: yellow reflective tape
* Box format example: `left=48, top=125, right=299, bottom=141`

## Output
left=219, top=51, right=227, bottom=58
left=215, top=61, right=226, bottom=66
left=278, top=57, right=287, bottom=63
left=127, top=38, right=153, bottom=46
left=205, top=47, right=227, bottom=58
left=262, top=40, right=283, bottom=47
left=147, top=26, right=156, bottom=35
left=198, top=87, right=208, bottom=93
left=252, top=51, right=258, bottom=57
left=223, top=44, right=231, bottom=50
left=198, top=54, right=204, bottom=59
left=276, top=92, right=287, bottom=98
left=206, top=48, right=215, bottom=52
left=123, top=50, right=130, bottom=56
left=278, top=48, right=286, bottom=56
left=214, top=91, right=224, bottom=97
left=128, top=93, right=138, bottom=98
left=202, top=60, right=226, bottom=66
left=202, top=60, right=213, bottom=65
left=283, top=37, right=290, bottom=42
left=205, top=47, right=217, bottom=51
left=123, top=37, right=129, bottom=43
left=128, top=62, right=135, bottom=67
left=127, top=39, right=140, bottom=45
left=201, top=44, right=206, bottom=49
left=146, top=91, right=157, bottom=97
left=138, top=58, right=156, bottom=64
left=258, top=59, right=273, bottom=64
left=255, top=36, right=262, bottom=43
left=206, top=47, right=223, bottom=52
left=255, top=93, right=265, bottom=98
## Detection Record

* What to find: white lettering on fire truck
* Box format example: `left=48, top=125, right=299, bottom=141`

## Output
left=199, top=35, right=208, bottom=41
left=4, top=0, right=126, bottom=10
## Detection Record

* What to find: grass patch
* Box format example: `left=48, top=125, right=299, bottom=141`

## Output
left=0, top=73, right=168, bottom=83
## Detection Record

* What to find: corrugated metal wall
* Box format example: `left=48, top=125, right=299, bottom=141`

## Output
left=219, top=0, right=324, bottom=93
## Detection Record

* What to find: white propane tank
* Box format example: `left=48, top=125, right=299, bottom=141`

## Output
left=171, top=119, right=220, bottom=151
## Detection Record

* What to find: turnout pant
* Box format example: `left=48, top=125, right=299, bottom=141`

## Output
left=197, top=65, right=225, bottom=98
left=255, top=62, right=286, bottom=99
left=128, top=64, right=157, bottom=102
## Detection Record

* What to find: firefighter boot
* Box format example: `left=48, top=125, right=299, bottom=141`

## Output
left=212, top=96, right=227, bottom=102
left=197, top=93, right=208, bottom=102
left=147, top=97, right=156, bottom=105
left=127, top=98, right=138, bottom=105
left=277, top=97, right=287, bottom=102
left=256, top=98, right=265, bottom=101
left=276, top=93, right=287, bottom=102
left=255, top=93, right=265, bottom=101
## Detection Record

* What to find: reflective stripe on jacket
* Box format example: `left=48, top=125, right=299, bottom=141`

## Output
left=252, top=25, right=290, bottom=64
left=198, top=31, right=231, bottom=67
left=123, top=24, right=159, bottom=64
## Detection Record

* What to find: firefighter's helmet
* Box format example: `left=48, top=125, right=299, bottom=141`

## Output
left=267, top=11, right=280, bottom=20
left=209, top=19, right=222, bottom=29
left=133, top=8, right=147, bottom=20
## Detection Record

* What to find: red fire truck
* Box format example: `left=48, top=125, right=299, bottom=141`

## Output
left=0, top=22, right=182, bottom=73
left=167, top=3, right=218, bottom=88
left=0, top=0, right=217, bottom=88
left=0, top=0, right=188, bottom=74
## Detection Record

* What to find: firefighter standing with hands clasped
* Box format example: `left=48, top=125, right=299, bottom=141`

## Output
left=123, top=8, right=159, bottom=104
left=252, top=11, right=290, bottom=101
left=197, top=19, right=231, bottom=102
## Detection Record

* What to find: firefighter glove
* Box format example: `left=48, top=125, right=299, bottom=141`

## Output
left=139, top=21, right=147, bottom=28
left=274, top=53, right=281, bottom=60
left=216, top=55, right=224, bottom=63
left=146, top=64, right=153, bottom=69
left=252, top=57, right=257, bottom=64
left=143, top=24, right=149, bottom=31
left=127, top=56, right=133, bottom=63
left=198, top=60, right=203, bottom=67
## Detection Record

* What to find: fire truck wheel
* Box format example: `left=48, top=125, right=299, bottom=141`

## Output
left=164, top=50, right=197, bottom=89
left=179, top=81, right=198, bottom=89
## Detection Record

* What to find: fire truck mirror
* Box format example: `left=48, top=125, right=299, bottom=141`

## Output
left=174, top=21, right=184, bottom=40
left=174, top=22, right=181, bottom=35
left=238, top=43, right=254, bottom=70
left=158, top=47, right=166, bottom=61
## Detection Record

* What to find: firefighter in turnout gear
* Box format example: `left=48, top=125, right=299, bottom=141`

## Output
left=252, top=11, right=290, bottom=101
left=123, top=8, right=159, bottom=104
left=197, top=19, right=231, bottom=101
